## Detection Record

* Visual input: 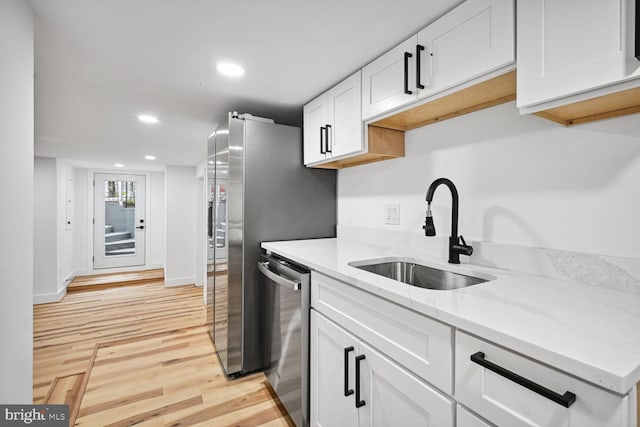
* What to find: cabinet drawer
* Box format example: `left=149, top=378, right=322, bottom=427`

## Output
left=455, top=331, right=631, bottom=427
left=311, top=271, right=453, bottom=393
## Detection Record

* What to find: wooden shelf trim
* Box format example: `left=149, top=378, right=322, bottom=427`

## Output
left=534, top=85, right=640, bottom=126
left=371, top=70, right=516, bottom=131
left=312, top=126, right=405, bottom=170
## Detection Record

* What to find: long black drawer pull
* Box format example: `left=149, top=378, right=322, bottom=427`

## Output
left=325, top=124, right=332, bottom=153
left=344, top=346, right=354, bottom=396
left=320, top=126, right=326, bottom=154
left=416, top=44, right=425, bottom=89
left=470, top=352, right=576, bottom=408
left=403, top=51, right=413, bottom=95
left=355, top=354, right=366, bottom=408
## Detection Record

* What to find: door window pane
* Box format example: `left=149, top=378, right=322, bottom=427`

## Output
left=104, top=180, right=136, bottom=257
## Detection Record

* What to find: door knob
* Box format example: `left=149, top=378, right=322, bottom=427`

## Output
left=136, top=225, right=145, bottom=230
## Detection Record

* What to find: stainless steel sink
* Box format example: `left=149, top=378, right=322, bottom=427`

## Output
left=349, top=258, right=493, bottom=290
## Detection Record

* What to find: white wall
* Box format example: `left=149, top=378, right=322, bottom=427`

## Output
left=74, top=168, right=89, bottom=270
left=165, top=165, right=197, bottom=286
left=34, top=157, right=58, bottom=300
left=0, top=0, right=34, bottom=403
left=57, top=160, right=75, bottom=290
left=339, top=102, right=640, bottom=259
left=34, top=158, right=75, bottom=302
left=149, top=171, right=166, bottom=267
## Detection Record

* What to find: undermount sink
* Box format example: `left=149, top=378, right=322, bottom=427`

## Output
left=349, top=258, right=493, bottom=291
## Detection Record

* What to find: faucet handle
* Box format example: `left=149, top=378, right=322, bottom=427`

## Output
left=454, top=235, right=473, bottom=256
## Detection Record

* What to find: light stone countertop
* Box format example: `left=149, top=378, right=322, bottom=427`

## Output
left=261, top=237, right=640, bottom=395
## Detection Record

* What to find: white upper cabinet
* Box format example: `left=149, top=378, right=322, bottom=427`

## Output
left=362, top=0, right=514, bottom=121
left=417, top=0, right=514, bottom=99
left=326, top=72, right=362, bottom=158
left=303, top=71, right=362, bottom=166
left=361, top=36, right=418, bottom=121
left=303, top=95, right=329, bottom=165
left=517, top=0, right=640, bottom=111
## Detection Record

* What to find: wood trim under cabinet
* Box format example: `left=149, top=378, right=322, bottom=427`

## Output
left=312, top=126, right=405, bottom=170
left=534, top=86, right=640, bottom=126
left=370, top=70, right=516, bottom=131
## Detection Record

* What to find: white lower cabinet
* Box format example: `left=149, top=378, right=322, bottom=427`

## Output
left=310, top=310, right=454, bottom=427
left=457, top=405, right=493, bottom=427
left=308, top=270, right=635, bottom=427
left=455, top=331, right=631, bottom=427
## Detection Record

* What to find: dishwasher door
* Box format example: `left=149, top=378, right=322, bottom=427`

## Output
left=258, top=254, right=310, bottom=427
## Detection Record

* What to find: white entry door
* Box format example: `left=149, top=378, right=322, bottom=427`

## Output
left=94, top=173, right=146, bottom=269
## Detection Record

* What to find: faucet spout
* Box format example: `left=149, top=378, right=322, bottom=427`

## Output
left=424, top=177, right=472, bottom=264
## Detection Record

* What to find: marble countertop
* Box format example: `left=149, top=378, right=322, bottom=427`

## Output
left=262, top=237, right=640, bottom=395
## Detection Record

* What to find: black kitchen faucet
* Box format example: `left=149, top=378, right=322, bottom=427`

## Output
left=423, top=177, right=473, bottom=264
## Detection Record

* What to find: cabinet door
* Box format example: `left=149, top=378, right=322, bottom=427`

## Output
left=303, top=95, right=328, bottom=166
left=517, top=0, right=637, bottom=108
left=361, top=35, right=418, bottom=120
left=417, top=0, right=514, bottom=99
left=326, top=70, right=362, bottom=158
left=310, top=310, right=358, bottom=427
left=357, top=340, right=455, bottom=427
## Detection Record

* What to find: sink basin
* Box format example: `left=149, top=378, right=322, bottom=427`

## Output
left=349, top=258, right=493, bottom=290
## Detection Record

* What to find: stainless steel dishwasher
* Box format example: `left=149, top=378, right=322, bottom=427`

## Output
left=258, top=253, right=310, bottom=427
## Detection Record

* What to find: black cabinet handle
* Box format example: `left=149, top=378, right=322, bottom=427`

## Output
left=635, top=0, right=639, bottom=60
left=355, top=354, right=366, bottom=408
left=470, top=352, right=576, bottom=408
left=344, top=346, right=354, bottom=396
left=416, top=44, right=425, bottom=89
left=320, top=126, right=326, bottom=154
left=403, top=52, right=413, bottom=95
left=325, top=124, right=332, bottom=153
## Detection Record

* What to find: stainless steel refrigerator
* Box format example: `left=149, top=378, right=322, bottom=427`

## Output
left=206, top=112, right=336, bottom=379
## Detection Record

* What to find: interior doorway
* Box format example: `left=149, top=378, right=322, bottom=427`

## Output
left=93, top=173, right=146, bottom=269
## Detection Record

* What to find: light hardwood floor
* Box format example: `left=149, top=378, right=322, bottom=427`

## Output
left=34, top=277, right=292, bottom=426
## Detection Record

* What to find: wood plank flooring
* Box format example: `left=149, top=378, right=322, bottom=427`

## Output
left=34, top=277, right=292, bottom=426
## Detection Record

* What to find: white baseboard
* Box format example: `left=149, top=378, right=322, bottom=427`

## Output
left=164, top=276, right=196, bottom=287
left=34, top=286, right=67, bottom=305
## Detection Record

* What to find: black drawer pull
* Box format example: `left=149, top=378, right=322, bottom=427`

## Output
left=325, top=124, right=332, bottom=153
left=416, top=44, right=425, bottom=89
left=403, top=51, right=413, bottom=95
left=470, top=352, right=576, bottom=408
left=355, top=354, right=366, bottom=408
left=344, top=346, right=354, bottom=397
left=320, top=126, right=326, bottom=154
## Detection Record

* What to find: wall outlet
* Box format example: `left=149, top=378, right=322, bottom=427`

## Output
left=384, top=204, right=400, bottom=225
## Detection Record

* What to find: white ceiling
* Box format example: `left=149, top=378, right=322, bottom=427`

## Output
left=29, top=0, right=462, bottom=169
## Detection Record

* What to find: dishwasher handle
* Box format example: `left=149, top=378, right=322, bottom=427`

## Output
left=258, top=261, right=301, bottom=291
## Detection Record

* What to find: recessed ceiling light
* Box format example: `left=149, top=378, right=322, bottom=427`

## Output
left=138, top=114, right=159, bottom=124
left=145, top=155, right=156, bottom=160
left=217, top=62, right=245, bottom=77
left=114, top=163, right=124, bottom=168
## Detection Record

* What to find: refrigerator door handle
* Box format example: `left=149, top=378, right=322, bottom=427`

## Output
left=258, top=261, right=301, bottom=291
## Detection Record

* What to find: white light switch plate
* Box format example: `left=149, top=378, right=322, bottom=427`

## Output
left=384, top=204, right=400, bottom=225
